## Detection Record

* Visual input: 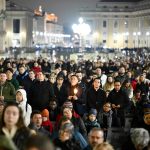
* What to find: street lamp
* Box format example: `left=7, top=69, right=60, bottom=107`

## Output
left=72, top=17, right=91, bottom=52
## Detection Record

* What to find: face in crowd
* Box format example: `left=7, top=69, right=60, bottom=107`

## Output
left=114, top=81, right=121, bottom=92
left=88, top=128, right=104, bottom=148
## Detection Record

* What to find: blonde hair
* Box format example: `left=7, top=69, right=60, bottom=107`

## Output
left=94, top=142, right=114, bottom=150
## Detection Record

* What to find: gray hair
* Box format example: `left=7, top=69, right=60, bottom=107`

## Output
left=130, top=128, right=150, bottom=149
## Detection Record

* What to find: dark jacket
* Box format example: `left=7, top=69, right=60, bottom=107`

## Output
left=16, top=71, right=28, bottom=86
left=86, top=87, right=107, bottom=112
left=54, top=138, right=82, bottom=150
left=28, top=80, right=54, bottom=110
left=67, top=84, right=86, bottom=115
left=53, top=83, right=68, bottom=107
left=0, top=127, right=31, bottom=150
left=85, top=119, right=100, bottom=134
left=107, top=88, right=130, bottom=110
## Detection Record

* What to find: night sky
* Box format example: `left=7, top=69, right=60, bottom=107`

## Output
left=10, top=0, right=141, bottom=27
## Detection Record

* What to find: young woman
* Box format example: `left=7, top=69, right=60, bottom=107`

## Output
left=0, top=102, right=32, bottom=150
left=16, top=89, right=32, bottom=126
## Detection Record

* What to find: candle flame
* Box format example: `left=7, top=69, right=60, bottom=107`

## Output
left=74, top=88, right=78, bottom=95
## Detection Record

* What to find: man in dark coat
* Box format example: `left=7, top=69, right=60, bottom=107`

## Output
left=28, top=71, right=54, bottom=111
left=107, top=80, right=130, bottom=127
left=86, top=78, right=107, bottom=112
left=67, top=75, right=86, bottom=116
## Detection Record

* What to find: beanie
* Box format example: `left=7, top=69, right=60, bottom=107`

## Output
left=63, top=101, right=73, bottom=109
left=89, top=108, right=97, bottom=116
left=41, top=109, right=49, bottom=118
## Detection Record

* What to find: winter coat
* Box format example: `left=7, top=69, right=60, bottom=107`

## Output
left=86, top=87, right=107, bottom=112
left=85, top=119, right=100, bottom=133
left=107, top=88, right=130, bottom=110
left=53, top=83, right=68, bottom=107
left=42, top=120, right=53, bottom=133
left=54, top=138, right=82, bottom=150
left=16, top=71, right=28, bottom=87
left=28, top=80, right=54, bottom=111
left=16, top=89, right=32, bottom=126
left=67, top=84, right=86, bottom=116
left=98, top=110, right=113, bottom=129
left=0, top=81, right=16, bottom=102
left=0, top=127, right=31, bottom=150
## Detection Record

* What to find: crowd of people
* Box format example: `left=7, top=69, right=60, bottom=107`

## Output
left=0, top=54, right=149, bottom=150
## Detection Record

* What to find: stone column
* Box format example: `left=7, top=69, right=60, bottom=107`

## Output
left=0, top=0, right=6, bottom=52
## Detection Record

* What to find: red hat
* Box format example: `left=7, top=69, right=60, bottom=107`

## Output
left=41, top=109, right=49, bottom=118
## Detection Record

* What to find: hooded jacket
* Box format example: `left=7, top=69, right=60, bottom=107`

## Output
left=16, top=89, right=32, bottom=126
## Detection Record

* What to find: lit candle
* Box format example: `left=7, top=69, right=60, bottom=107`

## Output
left=74, top=88, right=78, bottom=95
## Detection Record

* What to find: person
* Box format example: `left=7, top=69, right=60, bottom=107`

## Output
left=28, top=71, right=54, bottom=111
left=0, top=100, right=5, bottom=120
left=86, top=78, right=107, bottom=112
left=122, top=79, right=133, bottom=99
left=53, top=75, right=68, bottom=108
left=24, top=134, right=54, bottom=150
left=67, top=74, right=86, bottom=116
left=0, top=72, right=16, bottom=102
left=22, top=70, right=36, bottom=98
left=115, top=66, right=127, bottom=84
left=54, top=122, right=82, bottom=150
left=54, top=116, right=88, bottom=150
left=0, top=102, right=31, bottom=150
left=107, top=80, right=130, bottom=127
left=61, top=104, right=87, bottom=139
left=85, top=128, right=104, bottom=150
left=98, top=102, right=113, bottom=140
left=122, top=128, right=150, bottom=150
left=103, top=76, right=114, bottom=92
left=28, top=110, right=51, bottom=138
left=85, top=108, right=100, bottom=134
left=94, top=142, right=114, bottom=150
left=16, top=89, right=32, bottom=126
left=41, top=109, right=53, bottom=134
left=136, top=74, right=149, bottom=95
left=5, top=68, right=19, bottom=90
left=47, top=98, right=59, bottom=122
left=95, top=67, right=107, bottom=87
left=16, top=65, right=28, bottom=88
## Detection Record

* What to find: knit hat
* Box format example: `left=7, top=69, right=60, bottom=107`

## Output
left=0, top=100, right=5, bottom=106
left=41, top=109, right=49, bottom=118
left=63, top=101, right=73, bottom=109
left=89, top=108, right=97, bottom=116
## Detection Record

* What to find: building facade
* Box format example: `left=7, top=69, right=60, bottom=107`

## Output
left=80, top=0, right=150, bottom=48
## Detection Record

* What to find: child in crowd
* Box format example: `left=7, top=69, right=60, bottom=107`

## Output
left=98, top=102, right=113, bottom=140
left=41, top=109, right=53, bottom=134
left=85, top=108, right=100, bottom=134
left=16, top=89, right=32, bottom=126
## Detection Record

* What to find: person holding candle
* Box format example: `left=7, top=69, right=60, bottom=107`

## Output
left=67, top=75, right=86, bottom=116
